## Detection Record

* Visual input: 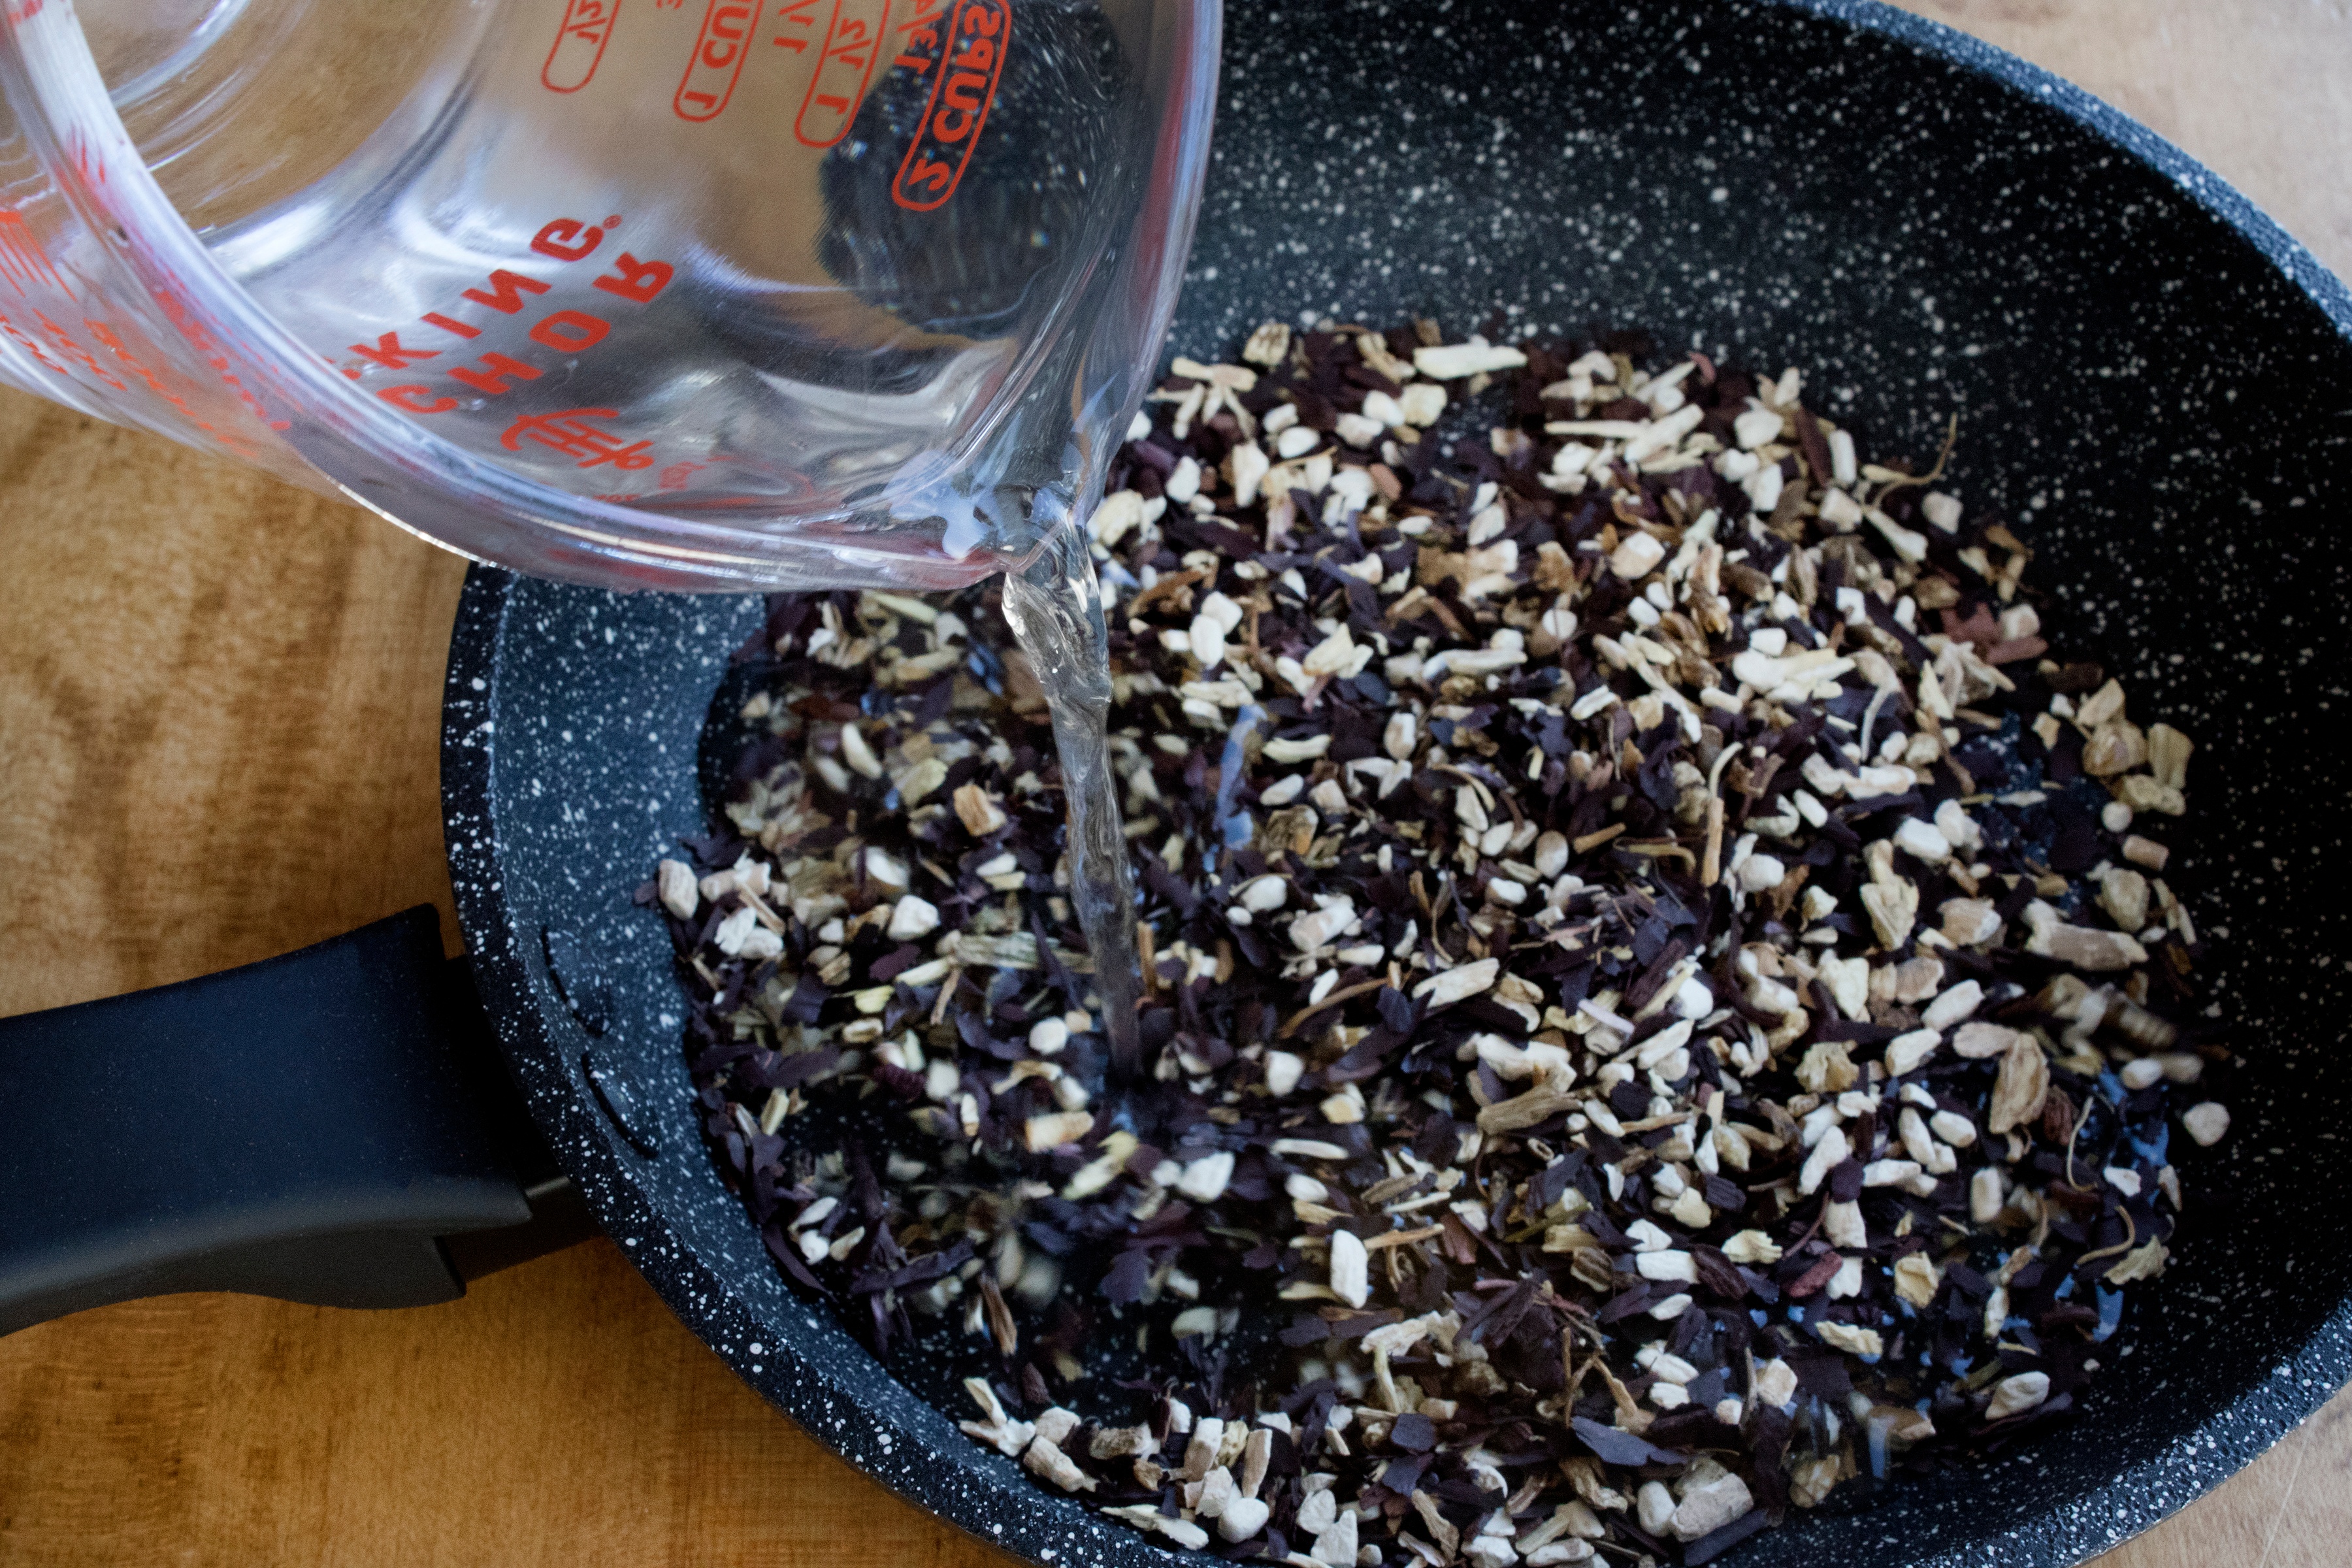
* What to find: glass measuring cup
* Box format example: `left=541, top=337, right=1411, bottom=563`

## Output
left=0, top=0, right=1218, bottom=591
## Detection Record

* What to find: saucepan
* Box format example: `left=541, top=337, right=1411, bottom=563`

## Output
left=5, top=3, right=2349, bottom=1565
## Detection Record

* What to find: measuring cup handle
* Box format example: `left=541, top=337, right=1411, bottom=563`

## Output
left=0, top=906, right=594, bottom=1337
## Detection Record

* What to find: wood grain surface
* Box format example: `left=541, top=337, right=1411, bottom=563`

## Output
left=5, top=3, right=2351, bottom=1563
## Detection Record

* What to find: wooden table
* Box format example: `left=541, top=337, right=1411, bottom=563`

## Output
left=5, top=4, right=2350, bottom=1562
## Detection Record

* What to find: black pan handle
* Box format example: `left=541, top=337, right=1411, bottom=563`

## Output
left=0, top=906, right=596, bottom=1336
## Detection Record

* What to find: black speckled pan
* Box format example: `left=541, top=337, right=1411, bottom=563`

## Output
left=442, top=2, right=2352, bottom=1563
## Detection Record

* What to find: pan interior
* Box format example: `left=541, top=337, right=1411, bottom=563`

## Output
left=449, top=3, right=2352, bottom=1565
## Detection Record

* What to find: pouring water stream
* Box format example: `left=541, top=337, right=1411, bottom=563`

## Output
left=999, top=523, right=1146, bottom=1088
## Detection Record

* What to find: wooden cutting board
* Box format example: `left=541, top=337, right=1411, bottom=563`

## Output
left=4, top=3, right=2349, bottom=1562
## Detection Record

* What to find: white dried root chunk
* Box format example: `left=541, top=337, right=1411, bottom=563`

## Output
left=1290, top=900, right=1356, bottom=952
left=1884, top=1028, right=1941, bottom=1076
left=1817, top=954, right=1869, bottom=1017
left=952, top=781, right=1007, bottom=837
left=2148, top=722, right=2195, bottom=788
left=1023, top=1110, right=1094, bottom=1151
left=1414, top=338, right=1528, bottom=380
left=1241, top=321, right=1292, bottom=367
left=656, top=858, right=699, bottom=919
left=1753, top=1358, right=1799, bottom=1411
left=1399, top=382, right=1448, bottom=425
left=1940, top=897, right=2002, bottom=945
left=713, top=906, right=782, bottom=961
left=2099, top=867, right=2151, bottom=931
left=887, top=895, right=940, bottom=941
left=1669, top=1460, right=1754, bottom=1542
left=1894, top=1252, right=1942, bottom=1307
left=2104, top=1239, right=2170, bottom=1284
left=1309, top=1504, right=1360, bottom=1566
left=1414, top=956, right=1499, bottom=1007
left=1859, top=843, right=1919, bottom=949
left=958, top=1378, right=1036, bottom=1456
left=1921, top=979, right=1982, bottom=1030
left=1988, top=1034, right=2051, bottom=1135
left=1817, top=1321, right=1882, bottom=1357
left=1230, top=440, right=1271, bottom=506
left=1797, top=1125, right=1850, bottom=1196
left=2183, top=1102, right=2230, bottom=1146
left=1610, top=531, right=1667, bottom=580
left=1022, top=1433, right=1098, bottom=1492
left=2022, top=902, right=2147, bottom=971
left=1103, top=1505, right=1209, bottom=1550
left=1089, top=1424, right=1159, bottom=1460
left=1952, top=1021, right=2027, bottom=1060
left=1985, top=1371, right=2050, bottom=1422
left=1216, top=1495, right=1271, bottom=1542
left=1329, top=1229, right=1370, bottom=1308
left=1970, top=1167, right=2005, bottom=1224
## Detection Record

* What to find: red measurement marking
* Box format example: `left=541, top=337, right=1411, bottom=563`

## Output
left=530, top=308, right=611, bottom=351
left=531, top=216, right=615, bottom=261
left=65, top=129, right=106, bottom=188
left=449, top=351, right=543, bottom=395
left=542, top=0, right=623, bottom=92
left=0, top=211, right=65, bottom=297
left=794, top=0, right=890, bottom=148
left=674, top=0, right=759, bottom=121
left=463, top=270, right=553, bottom=315
left=0, top=310, right=71, bottom=376
left=150, top=286, right=286, bottom=438
left=890, top=0, right=1009, bottom=212
left=772, top=0, right=819, bottom=52
left=80, top=317, right=267, bottom=457
left=32, top=309, right=124, bottom=390
left=349, top=331, right=438, bottom=369
left=502, top=407, right=655, bottom=469
left=380, top=384, right=459, bottom=413
left=593, top=252, right=674, bottom=302
left=335, top=214, right=672, bottom=414
left=888, top=0, right=949, bottom=73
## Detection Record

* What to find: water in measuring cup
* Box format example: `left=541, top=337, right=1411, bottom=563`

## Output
left=52, top=0, right=1201, bottom=1072
left=37, top=0, right=1208, bottom=584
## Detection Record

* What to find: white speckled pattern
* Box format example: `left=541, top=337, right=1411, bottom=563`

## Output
left=441, top=3, right=2352, bottom=1565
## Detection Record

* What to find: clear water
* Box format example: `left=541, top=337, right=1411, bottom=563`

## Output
left=7, top=0, right=1198, bottom=1041
left=3, top=0, right=1211, bottom=591
left=201, top=0, right=1177, bottom=1044
left=201, top=0, right=1192, bottom=581
left=1001, top=523, right=1143, bottom=1079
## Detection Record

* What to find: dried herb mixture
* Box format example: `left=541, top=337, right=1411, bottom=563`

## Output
left=642, top=319, right=2229, bottom=1567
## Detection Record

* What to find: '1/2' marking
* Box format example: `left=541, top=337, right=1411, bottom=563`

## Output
left=890, top=0, right=1009, bottom=212
left=794, top=0, right=892, bottom=148
left=542, top=0, right=622, bottom=93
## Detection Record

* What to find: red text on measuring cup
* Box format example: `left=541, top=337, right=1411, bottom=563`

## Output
left=890, top=0, right=1010, bottom=212
left=794, top=0, right=892, bottom=148
left=675, top=0, right=760, bottom=121
left=542, top=0, right=623, bottom=93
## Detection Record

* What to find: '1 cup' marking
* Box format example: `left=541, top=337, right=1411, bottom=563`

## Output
left=674, top=0, right=760, bottom=120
